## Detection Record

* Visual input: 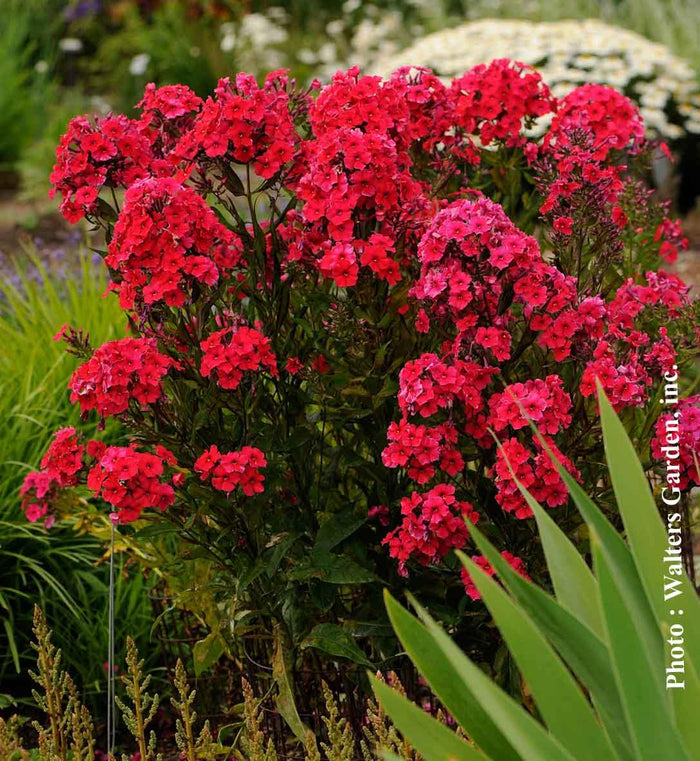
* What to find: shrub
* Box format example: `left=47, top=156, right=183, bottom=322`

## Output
left=24, top=62, right=700, bottom=723
left=373, top=388, right=700, bottom=760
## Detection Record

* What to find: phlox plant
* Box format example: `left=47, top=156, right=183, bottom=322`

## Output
left=22, top=61, right=700, bottom=705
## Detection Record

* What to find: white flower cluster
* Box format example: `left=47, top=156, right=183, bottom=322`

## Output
left=220, top=10, right=289, bottom=72
left=373, top=19, right=700, bottom=140
left=295, top=3, right=412, bottom=80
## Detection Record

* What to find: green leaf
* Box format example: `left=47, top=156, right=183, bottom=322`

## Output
left=493, top=427, right=603, bottom=635
left=594, top=541, right=689, bottom=760
left=370, top=676, right=488, bottom=761
left=597, top=387, right=700, bottom=750
left=384, top=593, right=518, bottom=759
left=2, top=618, right=19, bottom=673
left=467, top=525, right=633, bottom=760
left=289, top=553, right=377, bottom=584
left=314, top=510, right=366, bottom=553
left=301, top=623, right=373, bottom=668
left=531, top=426, right=664, bottom=679
left=387, top=591, right=574, bottom=761
left=265, top=532, right=302, bottom=578
left=493, top=429, right=603, bottom=636
left=272, top=628, right=308, bottom=742
left=192, top=631, right=225, bottom=677
left=522, top=495, right=603, bottom=637
left=598, top=385, right=700, bottom=677
left=460, top=553, right=617, bottom=761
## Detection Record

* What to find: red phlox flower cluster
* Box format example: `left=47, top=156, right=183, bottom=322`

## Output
left=293, top=126, right=424, bottom=287
left=20, top=471, right=61, bottom=525
left=643, top=327, right=678, bottom=376
left=397, top=352, right=498, bottom=419
left=174, top=72, right=297, bottom=179
left=368, top=504, right=390, bottom=526
left=358, top=233, right=401, bottom=285
left=382, top=484, right=479, bottom=575
left=572, top=269, right=691, bottom=410
left=194, top=445, right=267, bottom=496
left=450, top=59, right=555, bottom=149
left=382, top=419, right=463, bottom=484
left=137, top=83, right=203, bottom=159
left=309, top=66, right=450, bottom=152
left=20, top=429, right=92, bottom=525
left=638, top=270, right=691, bottom=315
left=309, top=67, right=411, bottom=143
left=50, top=113, right=153, bottom=222
left=106, top=176, right=243, bottom=308
left=388, top=67, right=451, bottom=147
left=40, top=427, right=85, bottom=486
left=534, top=294, right=604, bottom=361
left=547, top=84, right=645, bottom=160
left=69, top=337, right=173, bottom=418
left=461, top=551, right=530, bottom=600
left=579, top=342, right=652, bottom=411
left=488, top=376, right=572, bottom=435
left=413, top=197, right=558, bottom=353
left=138, top=82, right=203, bottom=124
left=651, top=396, right=700, bottom=490
left=493, top=436, right=579, bottom=518
left=538, top=131, right=626, bottom=241
left=200, top=325, right=278, bottom=390
left=86, top=444, right=176, bottom=523
left=654, top=217, right=688, bottom=264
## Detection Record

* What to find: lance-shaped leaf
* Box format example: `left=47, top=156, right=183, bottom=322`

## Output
left=460, top=553, right=618, bottom=761
left=370, top=675, right=489, bottom=761
left=388, top=592, right=576, bottom=761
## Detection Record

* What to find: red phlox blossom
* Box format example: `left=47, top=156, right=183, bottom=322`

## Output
left=449, top=59, right=555, bottom=150
left=397, top=353, right=497, bottom=420
left=40, top=427, right=85, bottom=486
left=86, top=444, right=176, bottom=523
left=106, top=176, right=243, bottom=308
left=412, top=197, right=556, bottom=352
left=69, top=337, right=173, bottom=418
left=651, top=396, right=700, bottom=490
left=358, top=233, right=401, bottom=285
left=382, top=484, right=479, bottom=575
left=285, top=357, right=304, bottom=375
left=382, top=419, right=445, bottom=484
left=194, top=444, right=267, bottom=496
left=311, top=355, right=330, bottom=374
left=309, top=67, right=411, bottom=141
left=488, top=375, right=572, bottom=435
left=50, top=113, right=153, bottom=222
left=654, top=217, right=688, bottom=264
left=547, top=84, right=645, bottom=160
left=137, top=83, right=203, bottom=160
left=200, top=325, right=278, bottom=391
left=493, top=436, right=579, bottom=518
left=174, top=72, right=297, bottom=179
left=292, top=125, right=426, bottom=286
left=368, top=504, right=390, bottom=527
left=20, top=471, right=62, bottom=525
